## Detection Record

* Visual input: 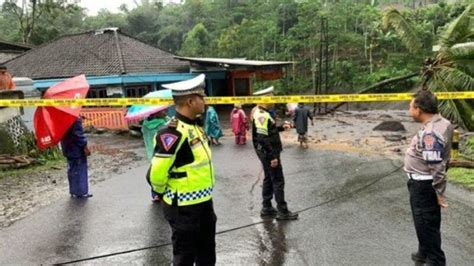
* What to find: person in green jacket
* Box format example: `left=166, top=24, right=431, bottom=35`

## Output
left=205, top=106, right=223, bottom=145
left=142, top=110, right=170, bottom=161
left=142, top=109, right=169, bottom=202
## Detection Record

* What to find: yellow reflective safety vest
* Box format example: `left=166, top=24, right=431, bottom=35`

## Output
left=252, top=106, right=284, bottom=160
left=253, top=107, right=272, bottom=136
left=150, top=113, right=214, bottom=206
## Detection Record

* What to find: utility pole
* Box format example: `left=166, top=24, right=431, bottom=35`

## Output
left=315, top=17, right=329, bottom=114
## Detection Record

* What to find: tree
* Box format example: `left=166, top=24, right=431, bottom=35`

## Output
left=383, top=4, right=474, bottom=130
left=2, top=0, right=42, bottom=43
left=123, top=0, right=163, bottom=46
left=1, top=0, right=85, bottom=45
left=179, top=23, right=211, bottom=57
left=83, top=9, right=128, bottom=32
left=28, top=1, right=85, bottom=45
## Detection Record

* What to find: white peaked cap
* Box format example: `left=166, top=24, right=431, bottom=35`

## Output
left=162, top=74, right=207, bottom=97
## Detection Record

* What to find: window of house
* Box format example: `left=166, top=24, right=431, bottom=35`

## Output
left=125, top=85, right=151, bottom=97
left=87, top=87, right=107, bottom=98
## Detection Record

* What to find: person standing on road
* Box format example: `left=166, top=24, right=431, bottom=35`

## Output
left=230, top=103, right=248, bottom=145
left=149, top=74, right=217, bottom=265
left=252, top=86, right=299, bottom=221
left=293, top=103, right=313, bottom=148
left=205, top=106, right=223, bottom=145
left=404, top=89, right=452, bottom=266
left=142, top=109, right=169, bottom=202
left=61, top=117, right=92, bottom=198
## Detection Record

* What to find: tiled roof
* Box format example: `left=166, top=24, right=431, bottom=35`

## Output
left=5, top=29, right=189, bottom=79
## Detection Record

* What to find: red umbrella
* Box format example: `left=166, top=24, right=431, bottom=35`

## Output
left=34, top=75, right=89, bottom=150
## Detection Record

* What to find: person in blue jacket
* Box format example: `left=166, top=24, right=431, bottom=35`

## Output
left=60, top=117, right=92, bottom=198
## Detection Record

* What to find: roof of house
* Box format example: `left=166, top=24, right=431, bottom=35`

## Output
left=4, top=28, right=189, bottom=79
left=0, top=40, right=32, bottom=52
left=0, top=40, right=32, bottom=64
left=174, top=56, right=294, bottom=69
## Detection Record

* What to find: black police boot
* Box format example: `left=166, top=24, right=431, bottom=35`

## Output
left=260, top=206, right=278, bottom=217
left=276, top=209, right=299, bottom=221
left=411, top=252, right=427, bottom=264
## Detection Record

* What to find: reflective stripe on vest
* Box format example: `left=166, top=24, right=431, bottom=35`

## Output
left=165, top=186, right=213, bottom=203
left=161, top=119, right=214, bottom=206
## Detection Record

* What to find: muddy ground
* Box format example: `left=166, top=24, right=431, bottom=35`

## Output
left=0, top=109, right=460, bottom=228
left=0, top=134, right=147, bottom=227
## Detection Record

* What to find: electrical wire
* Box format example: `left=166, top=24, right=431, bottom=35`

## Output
left=56, top=161, right=403, bottom=265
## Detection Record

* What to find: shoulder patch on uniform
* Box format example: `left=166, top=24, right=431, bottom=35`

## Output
left=154, top=127, right=182, bottom=155
left=257, top=116, right=265, bottom=125
left=160, top=133, right=178, bottom=151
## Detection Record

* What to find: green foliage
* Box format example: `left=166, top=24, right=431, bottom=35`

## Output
left=448, top=167, right=474, bottom=191
left=179, top=23, right=211, bottom=57
left=0, top=127, right=16, bottom=154
left=461, top=135, right=474, bottom=159
left=383, top=8, right=422, bottom=52
left=17, top=132, right=63, bottom=161
left=0, top=0, right=471, bottom=128
left=439, top=4, right=473, bottom=48
left=83, top=10, right=128, bottom=31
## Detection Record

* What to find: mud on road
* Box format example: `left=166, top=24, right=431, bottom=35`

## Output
left=0, top=110, right=466, bottom=228
left=0, top=133, right=147, bottom=228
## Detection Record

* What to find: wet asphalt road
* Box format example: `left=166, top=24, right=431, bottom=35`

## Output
left=1, top=137, right=473, bottom=265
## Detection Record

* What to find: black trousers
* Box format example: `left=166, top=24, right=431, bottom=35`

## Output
left=162, top=200, right=217, bottom=266
left=256, top=152, right=288, bottom=211
left=407, top=179, right=446, bottom=266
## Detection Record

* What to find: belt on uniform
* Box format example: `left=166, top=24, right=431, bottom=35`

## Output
left=407, top=173, right=433, bottom=181
left=169, top=172, right=187, bottom=179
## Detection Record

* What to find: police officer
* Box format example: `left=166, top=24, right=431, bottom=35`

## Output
left=404, top=90, right=452, bottom=266
left=252, top=87, right=298, bottom=220
left=149, top=74, right=217, bottom=265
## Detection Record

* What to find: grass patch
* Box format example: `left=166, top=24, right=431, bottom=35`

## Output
left=0, top=158, right=65, bottom=178
left=448, top=167, right=474, bottom=191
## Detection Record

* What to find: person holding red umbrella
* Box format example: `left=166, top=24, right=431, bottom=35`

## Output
left=33, top=75, right=92, bottom=198
left=61, top=117, right=92, bottom=198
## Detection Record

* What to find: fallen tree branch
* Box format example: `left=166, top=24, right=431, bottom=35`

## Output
left=449, top=160, right=474, bottom=168
left=326, top=72, right=419, bottom=113
left=0, top=154, right=35, bottom=168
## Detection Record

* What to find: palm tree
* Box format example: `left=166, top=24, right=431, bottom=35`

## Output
left=383, top=5, right=474, bottom=130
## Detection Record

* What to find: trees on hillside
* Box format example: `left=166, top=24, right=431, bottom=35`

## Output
left=0, top=0, right=471, bottom=128
left=1, top=0, right=84, bottom=45
left=383, top=4, right=473, bottom=130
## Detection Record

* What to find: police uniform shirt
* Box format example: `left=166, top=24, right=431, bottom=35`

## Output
left=404, top=114, right=453, bottom=196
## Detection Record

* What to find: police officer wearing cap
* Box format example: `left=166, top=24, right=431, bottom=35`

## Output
left=149, top=74, right=217, bottom=265
left=405, top=90, right=452, bottom=266
left=251, top=86, right=299, bottom=220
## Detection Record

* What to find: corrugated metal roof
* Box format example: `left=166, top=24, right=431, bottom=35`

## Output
left=174, top=56, right=294, bottom=67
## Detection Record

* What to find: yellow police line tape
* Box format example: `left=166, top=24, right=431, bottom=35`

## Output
left=1, top=92, right=473, bottom=107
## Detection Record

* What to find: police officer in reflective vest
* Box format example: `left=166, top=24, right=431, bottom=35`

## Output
left=252, top=87, right=298, bottom=220
left=405, top=90, right=452, bottom=266
left=150, top=74, right=217, bottom=265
